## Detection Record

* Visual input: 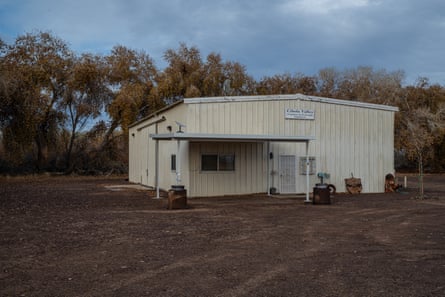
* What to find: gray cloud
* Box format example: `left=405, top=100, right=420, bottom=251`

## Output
left=1, top=0, right=444, bottom=84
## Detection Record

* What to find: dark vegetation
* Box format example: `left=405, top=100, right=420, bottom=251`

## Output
left=1, top=31, right=444, bottom=175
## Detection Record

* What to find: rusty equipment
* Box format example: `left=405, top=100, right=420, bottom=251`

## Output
left=313, top=184, right=331, bottom=204
left=313, top=172, right=336, bottom=204
left=345, top=173, right=362, bottom=194
left=385, top=173, right=402, bottom=193
left=167, top=185, right=187, bottom=209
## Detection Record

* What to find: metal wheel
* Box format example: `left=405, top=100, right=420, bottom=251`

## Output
left=328, top=184, right=336, bottom=195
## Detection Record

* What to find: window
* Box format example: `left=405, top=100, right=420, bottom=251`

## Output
left=201, top=154, right=235, bottom=171
left=219, top=154, right=235, bottom=171
left=171, top=154, right=176, bottom=171
left=202, top=154, right=218, bottom=171
left=299, top=157, right=316, bottom=175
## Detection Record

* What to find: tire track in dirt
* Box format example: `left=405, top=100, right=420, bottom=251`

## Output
left=216, top=264, right=288, bottom=297
left=85, top=252, right=234, bottom=296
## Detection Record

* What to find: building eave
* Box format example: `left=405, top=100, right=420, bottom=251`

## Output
left=128, top=100, right=184, bottom=129
left=150, top=132, right=315, bottom=143
left=184, top=93, right=399, bottom=112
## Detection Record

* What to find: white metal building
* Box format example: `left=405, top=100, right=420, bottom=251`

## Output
left=128, top=94, right=398, bottom=198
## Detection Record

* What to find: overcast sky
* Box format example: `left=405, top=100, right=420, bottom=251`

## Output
left=1, top=0, right=444, bottom=85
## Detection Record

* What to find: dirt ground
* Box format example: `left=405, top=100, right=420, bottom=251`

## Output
left=1, top=174, right=444, bottom=297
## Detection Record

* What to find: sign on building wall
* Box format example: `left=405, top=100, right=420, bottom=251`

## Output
left=285, top=108, right=315, bottom=120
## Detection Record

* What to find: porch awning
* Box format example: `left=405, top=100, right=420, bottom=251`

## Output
left=149, top=132, right=314, bottom=202
left=150, top=132, right=315, bottom=143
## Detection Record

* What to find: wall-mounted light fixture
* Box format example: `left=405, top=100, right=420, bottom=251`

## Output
left=167, top=126, right=172, bottom=132
left=175, top=121, right=186, bottom=133
left=269, top=152, right=274, bottom=159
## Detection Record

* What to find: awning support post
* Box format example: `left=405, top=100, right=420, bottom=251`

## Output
left=176, top=140, right=181, bottom=185
left=155, top=139, right=160, bottom=199
left=305, top=141, right=311, bottom=203
left=267, top=141, right=271, bottom=196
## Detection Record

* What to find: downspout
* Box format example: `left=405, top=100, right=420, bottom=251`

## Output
left=155, top=138, right=160, bottom=199
left=305, top=141, right=310, bottom=203
left=176, top=140, right=181, bottom=185
left=267, top=141, right=270, bottom=196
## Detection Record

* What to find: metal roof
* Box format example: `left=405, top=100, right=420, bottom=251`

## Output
left=128, top=100, right=184, bottom=129
left=150, top=132, right=315, bottom=142
left=184, top=93, right=399, bottom=112
left=129, top=94, right=398, bottom=129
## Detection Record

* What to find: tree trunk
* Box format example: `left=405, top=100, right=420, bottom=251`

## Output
left=65, top=126, right=77, bottom=173
left=65, top=110, right=80, bottom=173
left=418, top=153, right=424, bottom=199
left=100, top=119, right=120, bottom=151
left=35, top=132, right=48, bottom=171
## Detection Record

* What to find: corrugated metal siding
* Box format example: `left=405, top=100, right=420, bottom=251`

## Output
left=130, top=97, right=395, bottom=196
left=188, top=142, right=266, bottom=197
left=129, top=123, right=158, bottom=186
left=128, top=103, right=188, bottom=189
left=187, top=99, right=395, bottom=194
left=128, top=124, right=152, bottom=185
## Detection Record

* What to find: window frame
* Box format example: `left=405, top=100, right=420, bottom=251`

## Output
left=201, top=153, right=235, bottom=172
left=201, top=154, right=218, bottom=171
left=171, top=154, right=176, bottom=171
left=218, top=154, right=236, bottom=171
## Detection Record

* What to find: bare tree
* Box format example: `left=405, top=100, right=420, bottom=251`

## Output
left=399, top=104, right=445, bottom=198
left=62, top=54, right=112, bottom=171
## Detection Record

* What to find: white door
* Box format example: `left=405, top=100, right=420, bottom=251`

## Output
left=280, top=155, right=296, bottom=193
